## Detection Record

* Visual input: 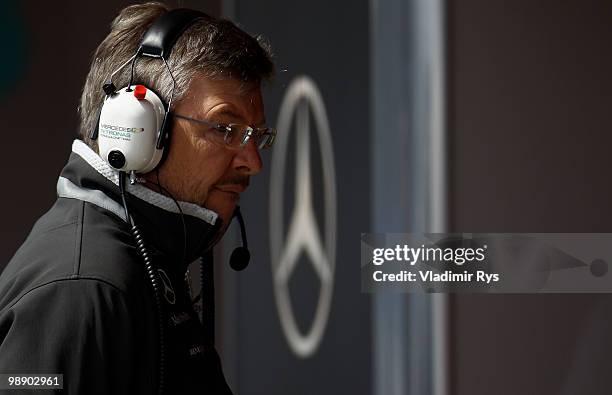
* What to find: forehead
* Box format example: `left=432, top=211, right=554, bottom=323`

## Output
left=178, top=77, right=265, bottom=123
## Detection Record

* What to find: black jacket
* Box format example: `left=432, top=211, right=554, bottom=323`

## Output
left=0, top=139, right=233, bottom=394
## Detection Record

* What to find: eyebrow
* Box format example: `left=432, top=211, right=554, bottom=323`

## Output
left=213, top=108, right=266, bottom=127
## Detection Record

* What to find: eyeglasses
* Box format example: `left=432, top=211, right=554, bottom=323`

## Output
left=174, top=113, right=276, bottom=150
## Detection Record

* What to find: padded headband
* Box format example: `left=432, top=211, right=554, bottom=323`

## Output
left=137, top=8, right=207, bottom=58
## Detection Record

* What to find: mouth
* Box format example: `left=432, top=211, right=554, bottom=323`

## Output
left=214, top=185, right=246, bottom=197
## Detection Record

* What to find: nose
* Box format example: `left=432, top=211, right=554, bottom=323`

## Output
left=232, top=138, right=263, bottom=175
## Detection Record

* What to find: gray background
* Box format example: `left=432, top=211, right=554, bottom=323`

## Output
left=448, top=1, right=612, bottom=394
left=219, top=0, right=372, bottom=393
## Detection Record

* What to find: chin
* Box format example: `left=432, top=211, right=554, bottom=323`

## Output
left=205, top=190, right=239, bottom=226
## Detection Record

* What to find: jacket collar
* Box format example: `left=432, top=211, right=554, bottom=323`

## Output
left=57, top=139, right=222, bottom=270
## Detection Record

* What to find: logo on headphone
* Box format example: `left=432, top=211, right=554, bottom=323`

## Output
left=100, top=124, right=145, bottom=142
left=269, top=76, right=337, bottom=358
left=100, top=124, right=145, bottom=133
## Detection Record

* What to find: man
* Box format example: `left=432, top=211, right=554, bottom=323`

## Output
left=0, top=3, right=274, bottom=394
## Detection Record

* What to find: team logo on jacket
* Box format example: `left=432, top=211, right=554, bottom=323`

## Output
left=157, top=268, right=176, bottom=305
left=269, top=76, right=337, bottom=358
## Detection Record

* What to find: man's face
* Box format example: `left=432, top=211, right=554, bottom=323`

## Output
left=147, top=77, right=265, bottom=232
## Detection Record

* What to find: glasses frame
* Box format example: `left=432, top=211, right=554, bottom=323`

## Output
left=173, top=113, right=276, bottom=150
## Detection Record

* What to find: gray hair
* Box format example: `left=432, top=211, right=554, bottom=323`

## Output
left=78, top=2, right=274, bottom=151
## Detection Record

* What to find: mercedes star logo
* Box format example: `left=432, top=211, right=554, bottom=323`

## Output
left=157, top=268, right=176, bottom=305
left=269, top=75, right=337, bottom=358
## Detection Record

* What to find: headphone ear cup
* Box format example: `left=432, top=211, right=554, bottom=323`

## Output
left=97, top=85, right=166, bottom=173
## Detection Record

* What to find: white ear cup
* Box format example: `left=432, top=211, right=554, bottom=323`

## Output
left=98, top=86, right=165, bottom=173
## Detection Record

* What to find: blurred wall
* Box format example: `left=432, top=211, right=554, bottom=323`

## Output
left=218, top=0, right=372, bottom=393
left=0, top=1, right=219, bottom=268
left=448, top=1, right=612, bottom=394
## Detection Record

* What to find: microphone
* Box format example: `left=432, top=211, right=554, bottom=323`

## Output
left=229, top=206, right=250, bottom=271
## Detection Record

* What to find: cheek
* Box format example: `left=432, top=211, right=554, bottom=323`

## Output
left=182, top=134, right=234, bottom=187
left=159, top=126, right=237, bottom=206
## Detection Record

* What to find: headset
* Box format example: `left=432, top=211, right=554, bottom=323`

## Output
left=88, top=8, right=206, bottom=172
left=88, top=9, right=250, bottom=394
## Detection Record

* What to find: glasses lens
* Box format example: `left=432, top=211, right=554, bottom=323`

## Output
left=255, top=134, right=269, bottom=149
left=242, top=126, right=254, bottom=147
left=255, top=128, right=276, bottom=149
left=222, top=124, right=250, bottom=147
left=200, top=121, right=276, bottom=150
left=267, top=129, right=277, bottom=147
